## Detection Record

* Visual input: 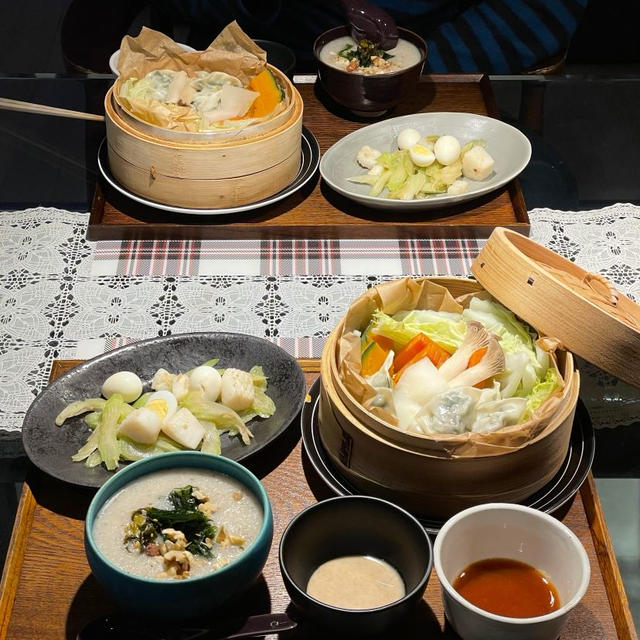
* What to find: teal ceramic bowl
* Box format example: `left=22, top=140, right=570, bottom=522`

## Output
left=85, top=451, right=273, bottom=620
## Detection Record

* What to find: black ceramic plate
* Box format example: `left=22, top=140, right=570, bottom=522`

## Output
left=301, top=378, right=595, bottom=535
left=23, top=333, right=306, bottom=488
left=97, top=126, right=320, bottom=216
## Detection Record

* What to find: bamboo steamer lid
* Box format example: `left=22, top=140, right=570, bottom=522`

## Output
left=472, top=227, right=640, bottom=388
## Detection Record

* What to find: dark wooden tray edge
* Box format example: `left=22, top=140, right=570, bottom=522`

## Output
left=88, top=186, right=530, bottom=241
left=9, top=361, right=634, bottom=640
left=581, top=475, right=639, bottom=640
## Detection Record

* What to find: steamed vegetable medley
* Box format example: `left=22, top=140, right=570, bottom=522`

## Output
left=119, top=67, right=285, bottom=132
left=358, top=297, right=560, bottom=435
left=55, top=359, right=275, bottom=470
left=350, top=127, right=495, bottom=200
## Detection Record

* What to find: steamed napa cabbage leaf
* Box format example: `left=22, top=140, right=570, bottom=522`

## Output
left=120, top=70, right=176, bottom=102
left=461, top=297, right=552, bottom=398
left=371, top=309, right=467, bottom=352
left=522, top=367, right=561, bottom=420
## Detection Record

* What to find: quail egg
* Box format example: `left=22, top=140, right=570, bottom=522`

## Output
left=434, top=135, right=461, bottom=166
left=409, top=144, right=436, bottom=167
left=101, top=371, right=142, bottom=403
left=397, top=128, right=421, bottom=150
left=189, top=365, right=222, bottom=401
left=145, top=390, right=178, bottom=421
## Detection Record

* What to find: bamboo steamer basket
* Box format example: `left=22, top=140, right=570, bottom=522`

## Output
left=319, top=366, right=579, bottom=519
left=318, top=275, right=580, bottom=520
left=104, top=65, right=303, bottom=209
left=472, top=227, right=640, bottom=388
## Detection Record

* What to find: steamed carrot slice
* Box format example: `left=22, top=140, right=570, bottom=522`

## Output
left=371, top=334, right=394, bottom=351
left=467, top=346, right=490, bottom=388
left=391, top=333, right=450, bottom=382
left=467, top=346, right=487, bottom=368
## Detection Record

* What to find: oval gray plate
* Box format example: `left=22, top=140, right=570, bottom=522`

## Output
left=23, top=333, right=306, bottom=488
left=320, top=112, right=531, bottom=209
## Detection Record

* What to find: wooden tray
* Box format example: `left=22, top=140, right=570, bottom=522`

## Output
left=2, top=360, right=633, bottom=640
left=88, top=75, right=530, bottom=241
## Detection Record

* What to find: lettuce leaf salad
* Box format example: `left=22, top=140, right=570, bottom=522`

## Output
left=55, top=360, right=275, bottom=470
left=357, top=297, right=561, bottom=436
left=350, top=127, right=495, bottom=200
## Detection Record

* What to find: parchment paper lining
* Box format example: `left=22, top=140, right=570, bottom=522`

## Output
left=337, top=277, right=570, bottom=457
left=115, top=23, right=287, bottom=132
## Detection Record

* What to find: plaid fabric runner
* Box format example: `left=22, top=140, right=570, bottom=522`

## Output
left=91, top=238, right=483, bottom=277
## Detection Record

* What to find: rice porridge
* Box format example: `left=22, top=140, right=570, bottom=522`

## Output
left=319, top=36, right=422, bottom=74
left=93, top=468, right=263, bottom=580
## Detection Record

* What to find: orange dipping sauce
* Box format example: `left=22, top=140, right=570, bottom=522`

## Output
left=453, top=558, right=560, bottom=618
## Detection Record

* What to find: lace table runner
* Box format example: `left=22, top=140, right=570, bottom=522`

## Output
left=1, top=203, right=639, bottom=437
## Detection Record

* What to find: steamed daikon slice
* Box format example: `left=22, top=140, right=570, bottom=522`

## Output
left=393, top=357, right=448, bottom=430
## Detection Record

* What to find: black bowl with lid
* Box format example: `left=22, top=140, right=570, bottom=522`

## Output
left=313, top=26, right=427, bottom=116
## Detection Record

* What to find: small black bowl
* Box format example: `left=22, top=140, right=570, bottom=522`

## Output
left=255, top=39, right=297, bottom=78
left=313, top=26, right=427, bottom=116
left=279, top=496, right=432, bottom=636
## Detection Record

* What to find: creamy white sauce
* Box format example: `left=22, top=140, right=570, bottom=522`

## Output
left=93, top=468, right=263, bottom=579
left=319, top=36, right=422, bottom=74
left=306, top=555, right=405, bottom=609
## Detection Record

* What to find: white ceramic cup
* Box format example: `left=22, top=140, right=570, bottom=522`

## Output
left=434, top=503, right=590, bottom=640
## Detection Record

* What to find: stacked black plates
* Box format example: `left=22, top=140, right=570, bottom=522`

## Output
left=301, top=378, right=595, bottom=535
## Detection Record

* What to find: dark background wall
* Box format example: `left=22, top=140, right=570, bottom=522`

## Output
left=0, top=0, right=639, bottom=74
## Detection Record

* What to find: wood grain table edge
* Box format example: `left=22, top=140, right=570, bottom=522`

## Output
left=0, top=484, right=36, bottom=638
left=581, top=474, right=639, bottom=640
left=1, top=359, right=635, bottom=640
left=0, top=360, right=77, bottom=636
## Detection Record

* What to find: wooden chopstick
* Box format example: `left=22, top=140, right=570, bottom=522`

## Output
left=0, top=97, right=104, bottom=122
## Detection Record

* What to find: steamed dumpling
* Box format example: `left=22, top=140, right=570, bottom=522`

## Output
left=392, top=357, right=448, bottom=430
left=415, top=387, right=483, bottom=434
left=412, top=383, right=527, bottom=435
left=471, top=397, right=527, bottom=433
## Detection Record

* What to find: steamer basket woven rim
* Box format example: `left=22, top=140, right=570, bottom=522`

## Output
left=471, top=227, right=640, bottom=389
left=111, top=63, right=297, bottom=146
left=324, top=275, right=576, bottom=453
left=326, top=322, right=576, bottom=452
left=318, top=364, right=578, bottom=519
left=105, top=76, right=302, bottom=151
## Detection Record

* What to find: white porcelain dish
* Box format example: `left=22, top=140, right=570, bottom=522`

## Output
left=434, top=503, right=590, bottom=640
left=319, top=112, right=531, bottom=210
left=109, top=42, right=196, bottom=75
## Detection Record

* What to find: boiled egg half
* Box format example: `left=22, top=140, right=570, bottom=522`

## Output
left=409, top=144, right=435, bottom=167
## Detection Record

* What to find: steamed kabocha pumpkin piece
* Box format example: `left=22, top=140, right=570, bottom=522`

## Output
left=246, top=68, right=284, bottom=118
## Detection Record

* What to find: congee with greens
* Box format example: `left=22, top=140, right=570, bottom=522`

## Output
left=93, top=468, right=263, bottom=580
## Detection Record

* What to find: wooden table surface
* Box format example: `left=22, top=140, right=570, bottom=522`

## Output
left=88, top=75, right=529, bottom=241
left=0, top=360, right=637, bottom=640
